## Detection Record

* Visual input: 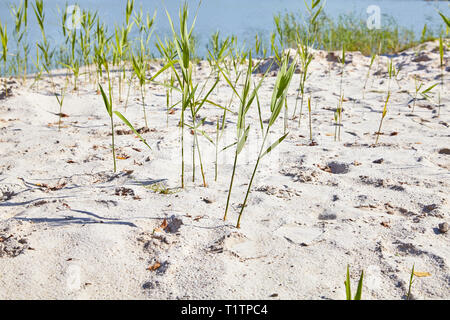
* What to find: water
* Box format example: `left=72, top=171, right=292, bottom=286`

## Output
left=0, top=0, right=448, bottom=59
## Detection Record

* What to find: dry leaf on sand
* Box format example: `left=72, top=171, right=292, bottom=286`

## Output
left=160, top=219, right=168, bottom=230
left=148, top=262, right=161, bottom=271
left=413, top=271, right=431, bottom=277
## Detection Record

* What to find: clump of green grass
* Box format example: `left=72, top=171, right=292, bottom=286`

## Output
left=131, top=42, right=150, bottom=128
left=219, top=53, right=267, bottom=221
left=411, top=79, right=438, bottom=114
left=33, top=0, right=53, bottom=74
left=207, top=31, right=230, bottom=84
left=303, top=0, right=324, bottom=49
left=155, top=37, right=176, bottom=125
left=271, top=13, right=285, bottom=67
left=387, top=59, right=394, bottom=93
left=31, top=1, right=70, bottom=131
left=146, top=183, right=179, bottom=195
left=412, top=77, right=422, bottom=113
left=79, top=8, right=97, bottom=83
left=133, top=5, right=156, bottom=48
left=185, top=79, right=219, bottom=187
left=113, top=25, right=129, bottom=103
left=236, top=53, right=296, bottom=228
left=163, top=3, right=195, bottom=189
left=62, top=31, right=81, bottom=91
left=292, top=0, right=322, bottom=126
left=374, top=59, right=397, bottom=145
left=100, top=78, right=153, bottom=172
left=293, top=36, right=313, bottom=127
left=10, top=0, right=29, bottom=82
left=278, top=9, right=430, bottom=56
left=212, top=65, right=243, bottom=183
left=254, top=33, right=267, bottom=59
left=344, top=265, right=364, bottom=300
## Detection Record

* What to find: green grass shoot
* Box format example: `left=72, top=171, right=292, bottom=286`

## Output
left=99, top=83, right=117, bottom=172
left=406, top=264, right=415, bottom=300
left=344, top=265, right=364, bottom=300
left=375, top=91, right=390, bottom=144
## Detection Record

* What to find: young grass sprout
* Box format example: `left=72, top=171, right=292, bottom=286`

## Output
left=333, top=94, right=343, bottom=142
left=438, top=35, right=444, bottom=117
left=55, top=79, right=68, bottom=130
left=407, top=264, right=415, bottom=300
left=307, top=96, right=313, bottom=143
left=339, top=44, right=346, bottom=97
left=375, top=92, right=390, bottom=144
left=363, top=54, right=376, bottom=99
left=412, top=80, right=438, bottom=114
left=293, top=35, right=313, bottom=127
left=344, top=265, right=364, bottom=300
left=131, top=42, right=150, bottom=128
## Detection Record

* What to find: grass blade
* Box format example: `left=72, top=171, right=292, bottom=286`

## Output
left=113, top=111, right=152, bottom=150
left=354, top=270, right=364, bottom=300
left=261, top=133, right=288, bottom=158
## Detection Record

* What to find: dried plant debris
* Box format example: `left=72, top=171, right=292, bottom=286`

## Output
left=318, top=209, right=337, bottom=220
left=438, top=222, right=448, bottom=234
left=256, top=185, right=301, bottom=199
left=35, top=181, right=67, bottom=191
left=0, top=186, right=17, bottom=201
left=208, top=231, right=246, bottom=255
left=164, top=216, right=183, bottom=234
left=0, top=79, right=17, bottom=100
left=115, top=187, right=135, bottom=197
left=280, top=165, right=321, bottom=183
left=0, top=86, right=12, bottom=100
left=359, top=175, right=405, bottom=191
left=137, top=217, right=183, bottom=282
left=0, top=225, right=31, bottom=258
left=116, top=127, right=151, bottom=136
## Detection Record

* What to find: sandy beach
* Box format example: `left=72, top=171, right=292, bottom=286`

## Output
left=0, top=40, right=449, bottom=300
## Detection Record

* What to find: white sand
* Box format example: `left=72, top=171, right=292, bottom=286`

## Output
left=0, top=41, right=449, bottom=299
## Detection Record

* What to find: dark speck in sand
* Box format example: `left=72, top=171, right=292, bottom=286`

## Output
left=327, top=161, right=350, bottom=174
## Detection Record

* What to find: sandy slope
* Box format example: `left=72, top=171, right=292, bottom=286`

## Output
left=0, top=41, right=449, bottom=299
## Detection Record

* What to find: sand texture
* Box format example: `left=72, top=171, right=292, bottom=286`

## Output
left=0, top=41, right=449, bottom=299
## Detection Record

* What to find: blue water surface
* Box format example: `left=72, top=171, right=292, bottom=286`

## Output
left=0, top=0, right=448, bottom=59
